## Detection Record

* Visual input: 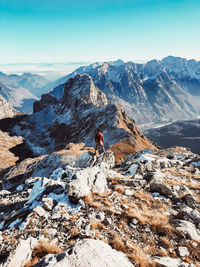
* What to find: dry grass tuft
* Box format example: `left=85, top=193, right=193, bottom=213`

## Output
left=109, top=233, right=155, bottom=267
left=0, top=200, right=8, bottom=205
left=102, top=199, right=112, bottom=207
left=103, top=207, right=116, bottom=214
left=159, top=237, right=173, bottom=249
left=110, top=232, right=126, bottom=252
left=27, top=219, right=36, bottom=228
left=32, top=239, right=62, bottom=259
left=90, top=220, right=106, bottom=231
left=133, top=190, right=154, bottom=202
left=26, top=229, right=38, bottom=234
left=41, top=228, right=49, bottom=237
left=186, top=241, right=200, bottom=262
left=67, top=239, right=76, bottom=246
left=107, top=176, right=122, bottom=185
left=69, top=227, right=80, bottom=237
left=10, top=237, right=17, bottom=244
left=192, top=191, right=200, bottom=203
left=117, top=220, right=127, bottom=230
left=83, top=193, right=103, bottom=209
left=71, top=213, right=78, bottom=221
left=24, top=257, right=39, bottom=267
left=114, top=184, right=124, bottom=194
left=25, top=239, right=63, bottom=265
left=124, top=201, right=174, bottom=237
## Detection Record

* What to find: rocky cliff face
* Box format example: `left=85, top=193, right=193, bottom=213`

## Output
left=0, top=95, right=21, bottom=119
left=0, top=144, right=200, bottom=266
left=51, top=56, right=200, bottom=125
left=13, top=74, right=154, bottom=160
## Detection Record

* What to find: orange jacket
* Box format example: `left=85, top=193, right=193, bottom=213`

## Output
left=95, top=132, right=104, bottom=142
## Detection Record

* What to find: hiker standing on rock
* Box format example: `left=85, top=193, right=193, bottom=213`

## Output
left=95, top=128, right=105, bottom=155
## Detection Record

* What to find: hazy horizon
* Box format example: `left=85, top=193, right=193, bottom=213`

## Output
left=1, top=55, right=200, bottom=81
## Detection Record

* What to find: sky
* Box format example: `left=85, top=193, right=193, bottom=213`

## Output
left=0, top=0, right=200, bottom=77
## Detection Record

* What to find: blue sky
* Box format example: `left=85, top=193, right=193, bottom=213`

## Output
left=0, top=0, right=200, bottom=64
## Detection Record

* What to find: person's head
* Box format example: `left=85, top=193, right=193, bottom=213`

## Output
left=97, top=128, right=101, bottom=132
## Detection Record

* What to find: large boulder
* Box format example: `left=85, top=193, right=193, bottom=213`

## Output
left=74, top=152, right=94, bottom=168
left=2, top=237, right=37, bottom=267
left=74, top=150, right=115, bottom=169
left=153, top=256, right=192, bottom=267
left=175, top=220, right=200, bottom=241
left=94, top=150, right=115, bottom=168
left=35, top=239, right=134, bottom=267
left=67, top=166, right=108, bottom=200
left=150, top=183, right=174, bottom=197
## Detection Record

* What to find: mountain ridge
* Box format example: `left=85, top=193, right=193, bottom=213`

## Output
left=0, top=72, right=50, bottom=113
left=50, top=56, right=200, bottom=125
left=12, top=74, right=154, bottom=160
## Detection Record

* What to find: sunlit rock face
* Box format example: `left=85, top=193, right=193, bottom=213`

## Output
left=13, top=74, right=154, bottom=158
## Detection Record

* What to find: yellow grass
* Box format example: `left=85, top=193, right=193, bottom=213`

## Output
left=71, top=213, right=78, bottom=221
left=32, top=239, right=62, bottom=258
left=90, top=220, right=106, bottom=231
left=69, top=227, right=80, bottom=237
left=124, top=202, right=174, bottom=236
left=109, top=233, right=155, bottom=267
left=114, top=184, right=124, bottom=194
left=159, top=237, right=173, bottom=249
left=0, top=200, right=8, bottom=205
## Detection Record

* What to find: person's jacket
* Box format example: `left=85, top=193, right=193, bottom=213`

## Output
left=95, top=132, right=104, bottom=142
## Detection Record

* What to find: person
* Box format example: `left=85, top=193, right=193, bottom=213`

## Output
left=95, top=128, right=105, bottom=154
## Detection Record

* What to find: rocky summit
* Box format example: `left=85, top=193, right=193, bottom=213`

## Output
left=12, top=74, right=154, bottom=160
left=0, top=145, right=200, bottom=266
left=0, top=73, right=200, bottom=267
left=0, top=95, right=21, bottom=120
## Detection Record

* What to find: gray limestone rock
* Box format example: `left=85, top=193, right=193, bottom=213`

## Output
left=67, top=166, right=108, bottom=200
left=42, top=197, right=54, bottom=211
left=153, top=256, right=191, bottom=267
left=176, top=220, right=200, bottom=241
left=2, top=237, right=37, bottom=267
left=150, top=183, right=174, bottom=197
left=177, top=246, right=189, bottom=257
left=74, top=152, right=94, bottom=168
left=94, top=150, right=115, bottom=169
left=35, top=239, right=134, bottom=267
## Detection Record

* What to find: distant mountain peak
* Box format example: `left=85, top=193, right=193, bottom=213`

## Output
left=108, top=59, right=124, bottom=66
left=50, top=56, right=200, bottom=125
left=0, top=71, right=7, bottom=77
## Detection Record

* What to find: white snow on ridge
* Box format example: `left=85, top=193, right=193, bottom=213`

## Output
left=107, top=69, right=121, bottom=83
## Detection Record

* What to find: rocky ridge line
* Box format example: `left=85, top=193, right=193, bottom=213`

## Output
left=13, top=74, right=154, bottom=160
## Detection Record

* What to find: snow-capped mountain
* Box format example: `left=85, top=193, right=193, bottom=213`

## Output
left=0, top=72, right=49, bottom=97
left=13, top=74, right=154, bottom=158
left=0, top=72, right=50, bottom=113
left=50, top=56, right=200, bottom=125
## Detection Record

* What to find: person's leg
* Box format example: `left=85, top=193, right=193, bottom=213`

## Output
left=95, top=142, right=99, bottom=155
left=100, top=141, right=105, bottom=152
